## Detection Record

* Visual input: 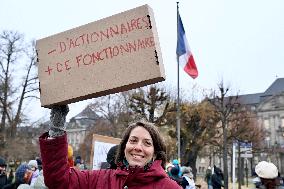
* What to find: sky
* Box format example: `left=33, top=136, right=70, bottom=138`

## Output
left=1, top=0, right=284, bottom=123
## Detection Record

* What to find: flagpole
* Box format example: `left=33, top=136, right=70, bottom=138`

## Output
left=176, top=1, right=181, bottom=164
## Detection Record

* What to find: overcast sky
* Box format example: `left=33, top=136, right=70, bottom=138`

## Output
left=1, top=0, right=284, bottom=122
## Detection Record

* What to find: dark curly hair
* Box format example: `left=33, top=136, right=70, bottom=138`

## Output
left=115, top=121, right=167, bottom=169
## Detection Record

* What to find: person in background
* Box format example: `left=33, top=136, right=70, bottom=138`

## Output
left=67, top=145, right=74, bottom=167
left=0, top=157, right=8, bottom=189
left=255, top=161, right=284, bottom=189
left=252, top=167, right=262, bottom=188
left=205, top=166, right=213, bottom=189
left=33, top=169, right=48, bottom=189
left=211, top=165, right=224, bottom=189
left=28, top=160, right=39, bottom=186
left=170, top=166, right=183, bottom=186
left=276, top=172, right=284, bottom=187
left=106, top=145, right=119, bottom=169
left=74, top=156, right=86, bottom=170
left=39, top=105, right=182, bottom=189
left=17, top=184, right=31, bottom=189
left=166, top=163, right=175, bottom=177
left=3, top=164, right=33, bottom=189
left=100, top=145, right=119, bottom=169
left=35, top=158, right=42, bottom=172
left=181, top=166, right=195, bottom=189
left=173, top=159, right=182, bottom=177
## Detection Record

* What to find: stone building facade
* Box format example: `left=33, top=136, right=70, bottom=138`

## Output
left=239, top=78, right=284, bottom=173
left=195, top=78, right=284, bottom=175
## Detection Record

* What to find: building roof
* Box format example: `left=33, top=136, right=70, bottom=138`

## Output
left=238, top=78, right=284, bottom=105
left=68, top=105, right=100, bottom=129
left=238, top=93, right=262, bottom=105
left=262, top=78, right=284, bottom=96
left=73, top=105, right=99, bottom=120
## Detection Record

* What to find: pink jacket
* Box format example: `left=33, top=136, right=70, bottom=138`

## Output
left=39, top=132, right=181, bottom=189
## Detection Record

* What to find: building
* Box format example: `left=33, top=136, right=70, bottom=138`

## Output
left=195, top=78, right=284, bottom=176
left=66, top=105, right=99, bottom=151
left=237, top=78, right=284, bottom=173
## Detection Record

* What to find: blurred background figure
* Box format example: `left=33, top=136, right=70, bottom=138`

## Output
left=74, top=156, right=86, bottom=170
left=100, top=145, right=119, bottom=169
left=170, top=166, right=183, bottom=186
left=205, top=166, right=213, bottom=189
left=252, top=167, right=262, bottom=188
left=181, top=166, right=195, bottom=189
left=277, top=172, right=284, bottom=187
left=172, top=159, right=182, bottom=177
left=0, top=156, right=8, bottom=188
left=28, top=160, right=39, bottom=186
left=17, top=184, right=31, bottom=189
left=67, top=145, right=74, bottom=167
left=33, top=169, right=48, bottom=189
left=35, top=158, right=42, bottom=172
left=106, top=145, right=119, bottom=169
left=255, top=161, right=284, bottom=189
left=3, top=163, right=33, bottom=189
left=211, top=165, right=224, bottom=189
left=166, top=162, right=175, bottom=177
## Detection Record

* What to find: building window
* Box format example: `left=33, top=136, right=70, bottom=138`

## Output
left=199, top=167, right=205, bottom=173
left=264, top=119, right=270, bottom=130
left=265, top=137, right=270, bottom=147
left=281, top=118, right=284, bottom=128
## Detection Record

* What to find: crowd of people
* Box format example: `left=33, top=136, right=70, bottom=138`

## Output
left=165, top=159, right=197, bottom=189
left=1, top=105, right=284, bottom=189
left=0, top=157, right=47, bottom=189
left=0, top=153, right=90, bottom=189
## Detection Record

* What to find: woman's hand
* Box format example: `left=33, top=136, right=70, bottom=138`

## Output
left=48, top=105, right=69, bottom=138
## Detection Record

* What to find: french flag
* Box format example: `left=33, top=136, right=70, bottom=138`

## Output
left=176, top=10, right=198, bottom=79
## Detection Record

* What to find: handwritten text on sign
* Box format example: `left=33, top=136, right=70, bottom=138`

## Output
left=44, top=16, right=154, bottom=76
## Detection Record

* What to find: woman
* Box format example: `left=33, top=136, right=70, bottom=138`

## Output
left=255, top=161, right=283, bottom=189
left=39, top=105, right=181, bottom=189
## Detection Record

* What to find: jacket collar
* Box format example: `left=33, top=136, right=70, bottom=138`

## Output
left=115, top=160, right=167, bottom=186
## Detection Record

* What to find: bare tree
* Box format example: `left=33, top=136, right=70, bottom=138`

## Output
left=0, top=31, right=24, bottom=135
left=9, top=40, right=39, bottom=137
left=88, top=91, right=134, bottom=137
left=0, top=30, right=39, bottom=142
left=129, top=85, right=174, bottom=126
left=208, top=80, right=239, bottom=189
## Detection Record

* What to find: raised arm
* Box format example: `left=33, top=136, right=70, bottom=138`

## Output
left=39, top=105, right=93, bottom=189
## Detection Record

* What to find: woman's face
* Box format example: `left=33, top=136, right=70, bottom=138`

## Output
left=124, top=126, right=155, bottom=167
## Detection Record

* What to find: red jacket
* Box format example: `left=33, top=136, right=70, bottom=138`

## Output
left=39, top=132, right=181, bottom=189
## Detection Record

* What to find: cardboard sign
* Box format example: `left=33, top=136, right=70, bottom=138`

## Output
left=90, top=134, right=121, bottom=170
left=36, top=4, right=165, bottom=107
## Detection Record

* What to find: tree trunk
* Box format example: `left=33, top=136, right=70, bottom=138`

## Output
left=222, top=118, right=229, bottom=189
left=238, top=141, right=241, bottom=189
left=186, top=145, right=199, bottom=180
left=230, top=150, right=233, bottom=182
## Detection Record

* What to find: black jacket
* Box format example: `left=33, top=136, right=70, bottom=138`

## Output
left=0, top=174, right=8, bottom=189
left=211, top=173, right=224, bottom=189
left=2, top=183, right=18, bottom=189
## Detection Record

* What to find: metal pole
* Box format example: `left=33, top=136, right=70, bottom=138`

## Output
left=232, top=142, right=236, bottom=189
left=246, top=158, right=248, bottom=187
left=176, top=1, right=181, bottom=163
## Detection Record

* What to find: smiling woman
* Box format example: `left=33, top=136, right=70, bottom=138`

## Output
left=116, top=121, right=167, bottom=169
left=39, top=105, right=182, bottom=189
